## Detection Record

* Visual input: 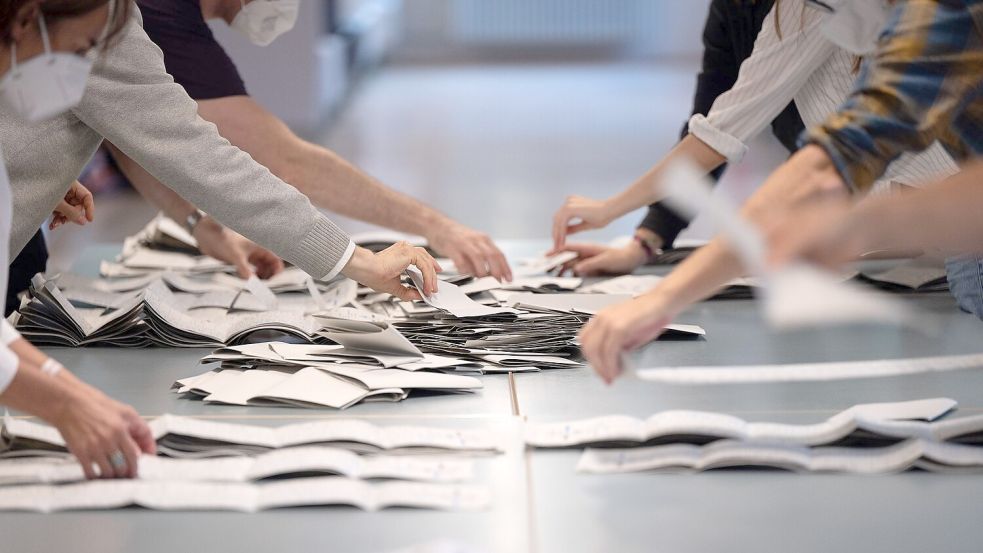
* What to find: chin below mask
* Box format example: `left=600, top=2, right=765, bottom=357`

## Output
left=230, top=0, right=300, bottom=46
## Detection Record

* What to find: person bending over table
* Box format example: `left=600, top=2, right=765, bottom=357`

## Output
left=580, top=0, right=983, bottom=382
left=553, top=0, right=805, bottom=277
left=0, top=0, right=155, bottom=480
left=1, top=2, right=443, bottom=305
left=100, top=0, right=511, bottom=283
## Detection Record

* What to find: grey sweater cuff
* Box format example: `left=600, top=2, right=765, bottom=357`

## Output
left=286, top=215, right=355, bottom=280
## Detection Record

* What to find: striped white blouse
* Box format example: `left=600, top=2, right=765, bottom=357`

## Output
left=687, top=0, right=959, bottom=193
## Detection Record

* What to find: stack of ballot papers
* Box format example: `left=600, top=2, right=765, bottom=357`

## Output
left=10, top=271, right=359, bottom=347
left=176, top=340, right=484, bottom=409
left=0, top=415, right=501, bottom=512
left=524, top=398, right=983, bottom=474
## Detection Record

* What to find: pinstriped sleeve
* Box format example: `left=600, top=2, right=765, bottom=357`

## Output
left=689, top=0, right=836, bottom=163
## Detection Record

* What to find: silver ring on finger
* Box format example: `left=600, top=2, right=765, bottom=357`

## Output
left=109, top=450, right=126, bottom=470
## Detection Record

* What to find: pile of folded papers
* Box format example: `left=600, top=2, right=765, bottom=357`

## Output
left=0, top=414, right=501, bottom=512
left=9, top=223, right=709, bottom=354
left=524, top=398, right=983, bottom=474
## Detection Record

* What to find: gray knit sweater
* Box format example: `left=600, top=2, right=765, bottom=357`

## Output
left=0, top=8, right=354, bottom=279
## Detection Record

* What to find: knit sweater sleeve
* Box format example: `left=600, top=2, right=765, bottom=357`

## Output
left=72, top=9, right=354, bottom=279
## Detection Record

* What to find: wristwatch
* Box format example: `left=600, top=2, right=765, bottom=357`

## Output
left=184, top=209, right=206, bottom=234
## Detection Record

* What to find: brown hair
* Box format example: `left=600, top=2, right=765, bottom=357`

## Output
left=0, top=0, right=131, bottom=48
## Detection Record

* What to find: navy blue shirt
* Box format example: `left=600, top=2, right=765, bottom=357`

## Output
left=137, top=0, right=248, bottom=100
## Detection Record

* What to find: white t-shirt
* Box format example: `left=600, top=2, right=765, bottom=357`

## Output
left=687, top=0, right=958, bottom=193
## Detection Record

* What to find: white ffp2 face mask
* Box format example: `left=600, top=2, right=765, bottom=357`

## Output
left=231, top=0, right=300, bottom=46
left=816, top=0, right=892, bottom=55
left=0, top=14, right=93, bottom=123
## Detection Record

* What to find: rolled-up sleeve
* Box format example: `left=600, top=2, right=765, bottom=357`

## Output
left=689, top=0, right=836, bottom=163
left=807, top=0, right=983, bottom=192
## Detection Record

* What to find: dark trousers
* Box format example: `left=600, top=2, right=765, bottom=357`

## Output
left=5, top=230, right=47, bottom=316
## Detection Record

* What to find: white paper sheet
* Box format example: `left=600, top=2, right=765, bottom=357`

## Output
left=405, top=268, right=519, bottom=318
left=524, top=398, right=957, bottom=448
left=0, top=477, right=489, bottom=512
left=637, top=353, right=983, bottom=384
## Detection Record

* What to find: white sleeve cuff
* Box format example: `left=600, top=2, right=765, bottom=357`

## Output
left=0, top=345, right=18, bottom=395
left=320, top=240, right=356, bottom=281
left=688, top=114, right=750, bottom=164
left=1, top=320, right=22, bottom=346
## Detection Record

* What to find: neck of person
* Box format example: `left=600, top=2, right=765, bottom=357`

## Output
left=199, top=0, right=243, bottom=24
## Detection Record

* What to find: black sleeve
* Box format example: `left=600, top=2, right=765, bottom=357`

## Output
left=638, top=0, right=738, bottom=247
left=136, top=0, right=248, bottom=100
left=6, top=230, right=47, bottom=316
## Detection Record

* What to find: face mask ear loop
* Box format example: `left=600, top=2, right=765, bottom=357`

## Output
left=38, top=13, right=53, bottom=56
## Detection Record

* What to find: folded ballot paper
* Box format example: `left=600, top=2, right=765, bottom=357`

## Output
left=576, top=437, right=983, bottom=474
left=853, top=259, right=950, bottom=294
left=180, top=354, right=482, bottom=411
left=523, top=398, right=957, bottom=448
left=405, top=268, right=519, bottom=318
left=1, top=414, right=504, bottom=458
left=0, top=477, right=490, bottom=513
left=0, top=446, right=475, bottom=486
left=580, top=274, right=760, bottom=300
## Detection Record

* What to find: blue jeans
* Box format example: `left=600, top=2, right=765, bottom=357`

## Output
left=945, top=256, right=983, bottom=319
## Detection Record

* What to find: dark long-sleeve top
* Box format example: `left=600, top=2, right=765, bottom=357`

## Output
left=639, top=0, right=804, bottom=247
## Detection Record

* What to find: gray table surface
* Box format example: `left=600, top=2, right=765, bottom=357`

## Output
left=5, top=241, right=982, bottom=553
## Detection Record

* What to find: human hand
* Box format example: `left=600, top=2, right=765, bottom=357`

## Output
left=428, top=222, right=512, bottom=281
left=579, top=294, right=677, bottom=384
left=51, top=386, right=156, bottom=479
left=193, top=217, right=285, bottom=279
left=342, top=242, right=442, bottom=301
left=552, top=195, right=615, bottom=250
left=551, top=241, right=648, bottom=277
left=49, top=181, right=95, bottom=230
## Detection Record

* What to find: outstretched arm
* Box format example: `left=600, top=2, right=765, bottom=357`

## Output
left=197, top=95, right=512, bottom=281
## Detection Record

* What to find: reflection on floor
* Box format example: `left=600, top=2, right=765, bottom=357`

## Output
left=47, top=62, right=787, bottom=271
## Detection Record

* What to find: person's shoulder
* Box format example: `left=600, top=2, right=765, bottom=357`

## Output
left=137, top=0, right=210, bottom=30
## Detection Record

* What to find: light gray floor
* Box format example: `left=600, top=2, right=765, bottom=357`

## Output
left=6, top=240, right=983, bottom=553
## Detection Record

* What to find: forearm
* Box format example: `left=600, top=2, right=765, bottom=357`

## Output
left=852, top=163, right=983, bottom=256
left=641, top=238, right=745, bottom=312
left=286, top=141, right=453, bottom=237
left=608, top=135, right=727, bottom=220
left=0, top=354, right=76, bottom=423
